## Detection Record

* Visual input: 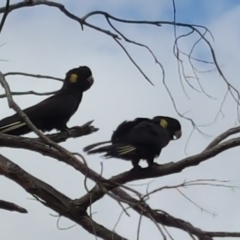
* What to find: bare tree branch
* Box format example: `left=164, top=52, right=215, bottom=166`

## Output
left=205, top=125, right=240, bottom=151
left=4, top=71, right=63, bottom=82
left=0, top=121, right=239, bottom=239
left=0, top=1, right=239, bottom=240
left=0, top=199, right=27, bottom=213
left=0, top=0, right=9, bottom=35
left=0, top=2, right=119, bottom=38
left=1, top=1, right=238, bottom=130
left=0, top=134, right=240, bottom=239
left=0, top=153, right=128, bottom=240
left=0, top=71, right=64, bottom=97
left=0, top=90, right=57, bottom=98
left=74, top=136, right=240, bottom=211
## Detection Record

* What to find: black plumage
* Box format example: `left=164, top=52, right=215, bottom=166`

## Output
left=83, top=116, right=182, bottom=168
left=0, top=66, right=94, bottom=136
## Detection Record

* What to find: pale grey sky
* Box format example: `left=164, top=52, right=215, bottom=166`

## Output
left=0, top=0, right=240, bottom=239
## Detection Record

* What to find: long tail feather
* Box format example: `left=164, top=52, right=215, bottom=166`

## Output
left=83, top=141, right=111, bottom=152
left=87, top=144, right=113, bottom=154
left=87, top=144, right=136, bottom=160
left=0, top=121, right=26, bottom=134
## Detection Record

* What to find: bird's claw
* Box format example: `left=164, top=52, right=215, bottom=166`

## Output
left=130, top=165, right=142, bottom=171
left=81, top=120, right=94, bottom=128
left=80, top=120, right=99, bottom=134
left=62, top=128, right=71, bottom=137
left=89, top=126, right=99, bottom=133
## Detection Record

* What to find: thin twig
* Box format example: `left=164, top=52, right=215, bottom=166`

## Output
left=0, top=0, right=10, bottom=35
left=4, top=72, right=63, bottom=82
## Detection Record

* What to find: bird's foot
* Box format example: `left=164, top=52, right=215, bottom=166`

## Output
left=66, top=121, right=99, bottom=138
left=80, top=120, right=99, bottom=135
left=130, top=164, right=142, bottom=171
left=130, top=159, right=141, bottom=171
left=62, top=128, right=71, bottom=137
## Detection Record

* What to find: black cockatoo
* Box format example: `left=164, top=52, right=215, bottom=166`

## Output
left=0, top=66, right=94, bottom=135
left=83, top=116, right=181, bottom=168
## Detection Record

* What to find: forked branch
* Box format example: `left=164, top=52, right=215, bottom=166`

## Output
left=0, top=153, right=127, bottom=240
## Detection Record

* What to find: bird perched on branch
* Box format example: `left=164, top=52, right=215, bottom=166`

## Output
left=83, top=116, right=182, bottom=168
left=0, top=66, right=94, bottom=136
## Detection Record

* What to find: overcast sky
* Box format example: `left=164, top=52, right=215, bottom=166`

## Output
left=0, top=0, right=240, bottom=239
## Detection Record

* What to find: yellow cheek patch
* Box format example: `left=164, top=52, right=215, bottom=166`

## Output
left=69, top=73, right=78, bottom=83
left=160, top=119, right=168, bottom=128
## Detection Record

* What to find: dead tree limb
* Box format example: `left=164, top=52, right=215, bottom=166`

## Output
left=0, top=153, right=128, bottom=240
left=0, top=199, right=27, bottom=213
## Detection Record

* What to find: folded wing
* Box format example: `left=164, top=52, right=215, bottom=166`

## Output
left=0, top=93, right=82, bottom=135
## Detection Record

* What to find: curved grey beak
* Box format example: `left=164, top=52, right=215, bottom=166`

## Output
left=87, top=76, right=94, bottom=85
left=173, top=130, right=182, bottom=140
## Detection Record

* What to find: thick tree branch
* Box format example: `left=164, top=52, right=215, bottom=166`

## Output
left=0, top=153, right=76, bottom=213
left=0, top=127, right=239, bottom=238
left=2, top=136, right=236, bottom=240
left=0, top=199, right=27, bottom=213
left=75, top=137, right=240, bottom=209
left=205, top=125, right=240, bottom=150
left=0, top=153, right=128, bottom=240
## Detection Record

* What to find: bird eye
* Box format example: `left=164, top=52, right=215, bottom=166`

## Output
left=69, top=73, right=78, bottom=83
